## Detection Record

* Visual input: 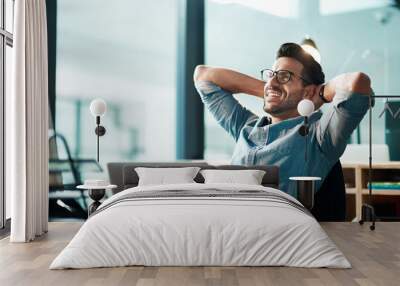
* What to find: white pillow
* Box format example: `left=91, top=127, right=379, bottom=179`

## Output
left=200, top=169, right=266, bottom=185
left=135, top=167, right=201, bottom=186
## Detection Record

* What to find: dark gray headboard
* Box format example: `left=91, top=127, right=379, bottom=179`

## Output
left=107, top=162, right=279, bottom=191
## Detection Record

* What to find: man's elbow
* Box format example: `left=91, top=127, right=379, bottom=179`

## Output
left=193, top=65, right=212, bottom=82
left=350, top=72, right=372, bottom=95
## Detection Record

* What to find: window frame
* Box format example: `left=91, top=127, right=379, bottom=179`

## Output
left=0, top=0, right=14, bottom=231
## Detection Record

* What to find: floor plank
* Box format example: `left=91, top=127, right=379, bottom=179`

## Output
left=0, top=222, right=399, bottom=286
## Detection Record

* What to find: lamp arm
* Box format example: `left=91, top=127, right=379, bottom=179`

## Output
left=97, top=124, right=100, bottom=163
left=97, top=116, right=100, bottom=162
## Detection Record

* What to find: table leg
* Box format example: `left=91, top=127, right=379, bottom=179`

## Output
left=355, top=167, right=363, bottom=221
left=296, top=180, right=316, bottom=210
left=88, top=189, right=106, bottom=216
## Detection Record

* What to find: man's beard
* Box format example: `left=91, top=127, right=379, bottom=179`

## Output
left=263, top=95, right=299, bottom=116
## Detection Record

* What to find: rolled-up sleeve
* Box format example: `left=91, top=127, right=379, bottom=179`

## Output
left=195, top=80, right=258, bottom=141
left=317, top=88, right=372, bottom=160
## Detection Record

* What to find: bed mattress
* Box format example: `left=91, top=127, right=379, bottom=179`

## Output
left=50, top=183, right=351, bottom=269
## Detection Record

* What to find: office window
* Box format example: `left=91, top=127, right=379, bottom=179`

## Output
left=55, top=0, right=178, bottom=180
left=1, top=0, right=14, bottom=229
left=4, top=44, right=11, bottom=220
left=205, top=0, right=400, bottom=161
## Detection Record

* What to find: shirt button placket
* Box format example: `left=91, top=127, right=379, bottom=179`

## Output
left=247, top=149, right=255, bottom=165
left=253, top=146, right=263, bottom=165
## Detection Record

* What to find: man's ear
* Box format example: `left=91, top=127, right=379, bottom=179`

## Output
left=303, top=84, right=317, bottom=99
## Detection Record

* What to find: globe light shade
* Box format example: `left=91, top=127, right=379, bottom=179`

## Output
left=90, top=99, right=107, bottom=117
left=301, top=37, right=321, bottom=64
left=297, top=99, right=315, bottom=117
left=301, top=44, right=321, bottom=63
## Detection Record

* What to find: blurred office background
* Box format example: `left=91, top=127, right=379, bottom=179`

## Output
left=55, top=0, right=400, bottom=165
left=4, top=0, right=399, bottom=221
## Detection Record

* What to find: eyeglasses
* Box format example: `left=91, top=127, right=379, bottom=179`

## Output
left=260, top=69, right=310, bottom=85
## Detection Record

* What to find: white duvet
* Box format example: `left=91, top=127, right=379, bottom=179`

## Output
left=50, top=183, right=351, bottom=269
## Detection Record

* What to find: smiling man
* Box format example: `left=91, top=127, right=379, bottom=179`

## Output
left=194, top=42, right=372, bottom=202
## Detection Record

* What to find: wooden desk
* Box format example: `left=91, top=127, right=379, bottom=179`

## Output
left=342, top=162, right=400, bottom=221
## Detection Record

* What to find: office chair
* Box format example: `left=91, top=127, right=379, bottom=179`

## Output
left=311, top=161, right=346, bottom=221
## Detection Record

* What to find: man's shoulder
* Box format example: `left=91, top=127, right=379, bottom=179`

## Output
left=194, top=80, right=222, bottom=94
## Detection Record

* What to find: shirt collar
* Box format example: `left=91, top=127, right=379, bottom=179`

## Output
left=257, top=110, right=322, bottom=127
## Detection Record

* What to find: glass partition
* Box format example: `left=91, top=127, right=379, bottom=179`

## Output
left=52, top=0, right=178, bottom=219
left=56, top=0, right=178, bottom=172
left=205, top=0, right=400, bottom=161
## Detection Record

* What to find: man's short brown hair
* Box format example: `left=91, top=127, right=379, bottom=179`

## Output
left=276, top=42, right=325, bottom=85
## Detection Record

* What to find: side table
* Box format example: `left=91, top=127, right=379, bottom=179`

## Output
left=77, top=184, right=117, bottom=216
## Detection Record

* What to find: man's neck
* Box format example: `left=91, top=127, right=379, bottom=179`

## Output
left=270, top=110, right=300, bottom=124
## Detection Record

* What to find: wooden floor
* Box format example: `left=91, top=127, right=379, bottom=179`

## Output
left=0, top=222, right=399, bottom=286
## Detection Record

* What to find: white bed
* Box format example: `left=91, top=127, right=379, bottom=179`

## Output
left=50, top=183, right=351, bottom=269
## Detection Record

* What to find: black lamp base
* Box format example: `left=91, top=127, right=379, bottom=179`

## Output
left=95, top=125, right=106, bottom=136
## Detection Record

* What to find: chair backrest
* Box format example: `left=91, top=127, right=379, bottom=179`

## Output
left=311, top=161, right=346, bottom=221
left=49, top=131, right=82, bottom=190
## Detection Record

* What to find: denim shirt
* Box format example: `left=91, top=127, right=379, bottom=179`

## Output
left=195, top=80, right=370, bottom=197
